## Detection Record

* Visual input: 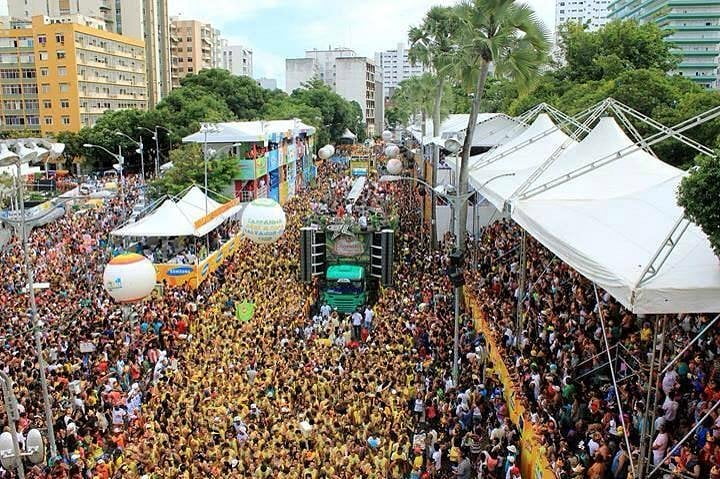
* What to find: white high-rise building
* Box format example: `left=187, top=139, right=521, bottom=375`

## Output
left=285, top=47, right=380, bottom=135
left=221, top=43, right=253, bottom=77
left=374, top=42, right=425, bottom=99
left=555, top=0, right=610, bottom=32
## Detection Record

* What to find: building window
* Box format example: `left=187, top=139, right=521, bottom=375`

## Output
left=58, top=66, right=67, bottom=76
left=61, top=116, right=71, bottom=125
left=57, top=51, right=66, bottom=60
left=44, top=116, right=53, bottom=125
left=187, top=67, right=193, bottom=72
left=39, top=52, right=48, bottom=61
left=43, top=100, right=52, bottom=109
left=22, top=68, right=35, bottom=78
left=41, top=84, right=50, bottom=93
left=60, top=99, right=70, bottom=108
left=59, top=83, right=69, bottom=92
left=37, top=35, right=46, bottom=45
left=55, top=33, right=65, bottom=44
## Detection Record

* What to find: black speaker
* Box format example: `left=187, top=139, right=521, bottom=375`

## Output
left=448, top=266, right=465, bottom=287
left=300, top=227, right=326, bottom=283
left=380, top=229, right=394, bottom=287
left=370, top=231, right=383, bottom=281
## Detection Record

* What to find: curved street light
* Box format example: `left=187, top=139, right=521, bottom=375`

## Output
left=115, top=132, right=145, bottom=181
left=0, top=141, right=58, bottom=461
left=137, top=126, right=173, bottom=177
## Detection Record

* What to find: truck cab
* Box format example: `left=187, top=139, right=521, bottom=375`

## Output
left=322, top=264, right=366, bottom=313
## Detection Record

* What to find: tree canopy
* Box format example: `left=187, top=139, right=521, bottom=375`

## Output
left=149, top=144, right=239, bottom=199
left=53, top=70, right=365, bottom=174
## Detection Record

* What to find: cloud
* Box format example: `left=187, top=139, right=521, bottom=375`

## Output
left=167, top=0, right=557, bottom=88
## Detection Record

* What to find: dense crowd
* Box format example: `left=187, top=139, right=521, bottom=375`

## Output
left=463, top=219, right=720, bottom=479
left=1, top=158, right=716, bottom=479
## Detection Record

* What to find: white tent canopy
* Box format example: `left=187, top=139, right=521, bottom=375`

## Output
left=447, top=114, right=574, bottom=211
left=182, top=118, right=316, bottom=144
left=112, top=200, right=197, bottom=237
left=510, top=116, right=720, bottom=313
left=112, top=188, right=243, bottom=238
left=445, top=108, right=720, bottom=313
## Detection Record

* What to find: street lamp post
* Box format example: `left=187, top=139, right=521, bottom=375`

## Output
left=0, top=140, right=59, bottom=461
left=138, top=126, right=172, bottom=177
left=83, top=143, right=124, bottom=195
left=200, top=123, right=221, bottom=216
left=115, top=132, right=144, bottom=182
left=381, top=164, right=515, bottom=385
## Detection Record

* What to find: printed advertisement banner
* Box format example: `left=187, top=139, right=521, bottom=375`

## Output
left=236, top=160, right=256, bottom=180
left=468, top=293, right=557, bottom=479
left=256, top=155, right=268, bottom=177
left=326, top=229, right=371, bottom=265
left=267, top=150, right=279, bottom=172
left=155, top=263, right=197, bottom=288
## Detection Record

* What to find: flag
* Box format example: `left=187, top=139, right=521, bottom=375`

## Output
left=235, top=301, right=255, bottom=322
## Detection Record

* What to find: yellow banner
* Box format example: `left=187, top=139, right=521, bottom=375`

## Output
left=467, top=291, right=556, bottom=479
left=155, top=234, right=242, bottom=289
left=193, top=198, right=240, bottom=229
left=155, top=263, right=197, bottom=288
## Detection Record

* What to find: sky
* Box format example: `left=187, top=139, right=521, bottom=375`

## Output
left=168, top=0, right=556, bottom=89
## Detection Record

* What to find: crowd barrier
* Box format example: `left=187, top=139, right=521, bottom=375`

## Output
left=467, top=292, right=557, bottom=479
left=155, top=233, right=243, bottom=289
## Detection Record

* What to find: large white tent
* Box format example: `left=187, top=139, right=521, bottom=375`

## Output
left=447, top=113, right=574, bottom=211
left=112, top=187, right=243, bottom=238
left=112, top=200, right=197, bottom=237
left=510, top=117, right=720, bottom=313
left=444, top=108, right=720, bottom=314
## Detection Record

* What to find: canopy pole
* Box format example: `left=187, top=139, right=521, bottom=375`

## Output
left=660, top=313, right=720, bottom=376
left=637, top=314, right=662, bottom=479
left=594, top=284, right=636, bottom=475
left=609, top=102, right=656, bottom=158
left=515, top=230, right=527, bottom=334
left=647, top=398, right=720, bottom=478
left=519, top=104, right=720, bottom=200
left=470, top=99, right=607, bottom=172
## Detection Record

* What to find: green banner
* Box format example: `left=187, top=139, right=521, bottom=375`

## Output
left=256, top=155, right=268, bottom=177
left=236, top=301, right=256, bottom=321
left=236, top=160, right=256, bottom=180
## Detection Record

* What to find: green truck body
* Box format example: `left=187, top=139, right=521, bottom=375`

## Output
left=321, top=264, right=366, bottom=313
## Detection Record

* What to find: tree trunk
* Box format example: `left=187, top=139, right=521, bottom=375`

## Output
left=431, top=76, right=445, bottom=250
left=457, top=61, right=491, bottom=254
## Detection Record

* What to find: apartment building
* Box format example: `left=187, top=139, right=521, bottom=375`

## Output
left=170, top=17, right=222, bottom=87
left=0, top=15, right=147, bottom=135
left=286, top=47, right=380, bottom=135
left=8, top=0, right=170, bottom=105
left=556, top=0, right=611, bottom=31
left=221, top=42, right=253, bottom=77
left=609, top=0, right=720, bottom=89
left=374, top=43, right=425, bottom=99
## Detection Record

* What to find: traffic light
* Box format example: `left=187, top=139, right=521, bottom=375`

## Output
left=300, top=227, right=326, bottom=283
left=370, top=229, right=394, bottom=287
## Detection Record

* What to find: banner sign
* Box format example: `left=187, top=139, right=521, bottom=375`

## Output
left=267, top=150, right=279, bottom=172
left=236, top=160, right=256, bottom=180
left=155, top=263, right=197, bottom=287
left=467, top=292, right=557, bottom=479
left=194, top=233, right=242, bottom=286
left=194, top=198, right=240, bottom=229
left=256, top=154, right=268, bottom=177
left=235, top=301, right=255, bottom=321
left=325, top=224, right=371, bottom=264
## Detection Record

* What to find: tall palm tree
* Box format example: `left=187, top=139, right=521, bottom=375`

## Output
left=410, top=6, right=462, bottom=248
left=454, top=0, right=549, bottom=251
left=392, top=74, right=438, bottom=136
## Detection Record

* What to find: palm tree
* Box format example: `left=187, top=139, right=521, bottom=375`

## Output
left=410, top=6, right=462, bottom=248
left=391, top=75, right=437, bottom=136
left=454, top=0, right=549, bottom=251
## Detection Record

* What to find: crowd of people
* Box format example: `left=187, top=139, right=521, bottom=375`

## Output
left=462, top=219, right=720, bottom=479
left=0, top=156, right=716, bottom=479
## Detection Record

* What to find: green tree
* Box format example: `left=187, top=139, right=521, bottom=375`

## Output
left=179, top=68, right=269, bottom=120
left=557, top=20, right=678, bottom=83
left=156, top=84, right=234, bottom=138
left=454, top=0, right=550, bottom=250
left=476, top=77, right=519, bottom=113
left=289, top=79, right=365, bottom=146
left=677, top=155, right=720, bottom=257
left=149, top=144, right=239, bottom=198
